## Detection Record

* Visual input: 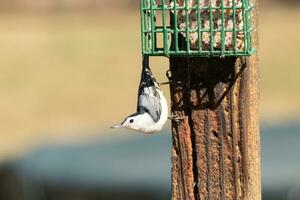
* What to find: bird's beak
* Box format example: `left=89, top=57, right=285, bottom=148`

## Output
left=110, top=123, right=123, bottom=129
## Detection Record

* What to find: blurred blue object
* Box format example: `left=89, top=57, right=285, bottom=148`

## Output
left=1, top=123, right=300, bottom=200
left=13, top=132, right=172, bottom=200
left=261, top=122, right=300, bottom=200
left=16, top=133, right=172, bottom=189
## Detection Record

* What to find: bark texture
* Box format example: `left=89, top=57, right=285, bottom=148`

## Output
left=169, top=0, right=260, bottom=199
left=169, top=55, right=260, bottom=200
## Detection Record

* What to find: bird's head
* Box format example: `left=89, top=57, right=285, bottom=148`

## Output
left=111, top=114, right=147, bottom=132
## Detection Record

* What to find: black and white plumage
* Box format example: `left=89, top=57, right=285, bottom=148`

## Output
left=111, top=56, right=168, bottom=133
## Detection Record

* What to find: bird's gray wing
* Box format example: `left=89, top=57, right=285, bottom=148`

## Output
left=137, top=56, right=162, bottom=122
left=138, top=86, right=162, bottom=122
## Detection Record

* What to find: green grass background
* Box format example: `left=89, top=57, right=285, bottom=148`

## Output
left=0, top=6, right=299, bottom=160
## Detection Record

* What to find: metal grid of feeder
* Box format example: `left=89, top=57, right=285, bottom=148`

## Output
left=140, top=0, right=255, bottom=57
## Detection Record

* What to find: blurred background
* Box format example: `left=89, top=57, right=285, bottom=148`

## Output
left=0, top=0, right=299, bottom=199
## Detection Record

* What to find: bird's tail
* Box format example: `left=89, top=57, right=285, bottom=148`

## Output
left=142, top=55, right=150, bottom=70
left=141, top=56, right=159, bottom=88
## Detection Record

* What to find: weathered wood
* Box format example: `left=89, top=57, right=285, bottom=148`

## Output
left=169, top=54, right=260, bottom=200
left=169, top=1, right=260, bottom=199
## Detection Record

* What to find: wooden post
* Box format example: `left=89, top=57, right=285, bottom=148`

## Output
left=168, top=2, right=260, bottom=200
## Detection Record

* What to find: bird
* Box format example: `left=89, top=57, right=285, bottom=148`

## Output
left=111, top=56, right=168, bottom=133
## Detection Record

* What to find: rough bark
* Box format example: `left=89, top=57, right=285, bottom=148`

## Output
left=169, top=0, right=260, bottom=199
left=169, top=54, right=260, bottom=200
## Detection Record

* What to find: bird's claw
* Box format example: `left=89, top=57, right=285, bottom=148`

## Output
left=168, top=115, right=185, bottom=122
left=159, top=81, right=182, bottom=86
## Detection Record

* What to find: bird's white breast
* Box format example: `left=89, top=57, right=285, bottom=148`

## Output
left=141, top=89, right=168, bottom=133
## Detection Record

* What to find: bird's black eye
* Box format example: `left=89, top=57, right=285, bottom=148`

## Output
left=129, top=119, right=134, bottom=123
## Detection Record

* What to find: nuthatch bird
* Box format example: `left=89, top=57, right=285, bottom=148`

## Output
left=111, top=56, right=168, bottom=133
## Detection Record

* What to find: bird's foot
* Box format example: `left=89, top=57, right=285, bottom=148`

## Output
left=159, top=81, right=182, bottom=86
left=168, top=115, right=185, bottom=122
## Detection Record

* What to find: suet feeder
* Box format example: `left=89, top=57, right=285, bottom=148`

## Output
left=140, top=0, right=255, bottom=57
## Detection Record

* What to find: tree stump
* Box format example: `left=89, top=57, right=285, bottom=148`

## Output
left=169, top=55, right=260, bottom=200
left=169, top=0, right=260, bottom=198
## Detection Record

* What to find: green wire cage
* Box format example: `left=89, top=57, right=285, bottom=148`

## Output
left=140, top=0, right=255, bottom=57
